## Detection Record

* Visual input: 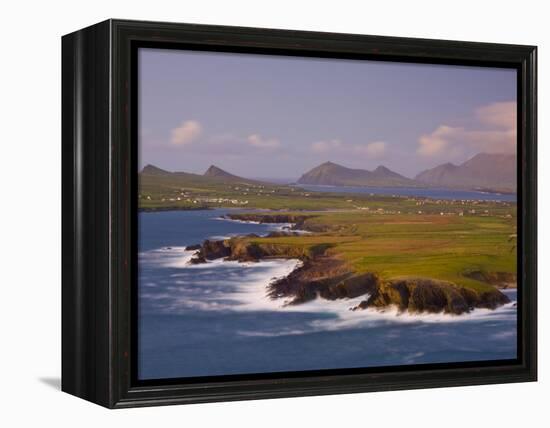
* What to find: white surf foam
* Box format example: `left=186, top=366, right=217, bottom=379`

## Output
left=139, top=246, right=196, bottom=268
left=212, top=216, right=260, bottom=225
left=140, top=246, right=518, bottom=337
left=212, top=216, right=311, bottom=235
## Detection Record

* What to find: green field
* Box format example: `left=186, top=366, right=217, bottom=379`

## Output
left=249, top=212, right=516, bottom=292
left=139, top=171, right=517, bottom=293
left=138, top=170, right=395, bottom=210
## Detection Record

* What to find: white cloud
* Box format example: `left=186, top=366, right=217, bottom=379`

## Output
left=354, top=141, right=387, bottom=158
left=311, top=139, right=387, bottom=159
left=476, top=101, right=516, bottom=129
left=247, top=134, right=280, bottom=149
left=417, top=101, right=516, bottom=159
left=311, top=139, right=342, bottom=153
left=417, top=125, right=458, bottom=157
left=171, top=120, right=202, bottom=145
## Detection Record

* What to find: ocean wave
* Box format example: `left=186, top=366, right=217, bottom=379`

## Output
left=212, top=216, right=311, bottom=235
left=139, top=246, right=517, bottom=337
left=212, top=216, right=261, bottom=225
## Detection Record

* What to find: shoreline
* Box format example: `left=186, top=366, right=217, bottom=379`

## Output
left=138, top=182, right=518, bottom=214
left=294, top=183, right=517, bottom=195
left=139, top=206, right=213, bottom=213
left=184, top=213, right=512, bottom=316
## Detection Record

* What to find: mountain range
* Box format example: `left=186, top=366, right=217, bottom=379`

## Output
left=297, top=161, right=418, bottom=187
left=297, top=154, right=516, bottom=192
left=414, top=153, right=516, bottom=192
left=141, top=152, right=517, bottom=193
left=141, top=164, right=268, bottom=186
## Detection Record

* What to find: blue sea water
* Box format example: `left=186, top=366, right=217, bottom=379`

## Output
left=138, top=209, right=517, bottom=380
left=295, top=184, right=517, bottom=202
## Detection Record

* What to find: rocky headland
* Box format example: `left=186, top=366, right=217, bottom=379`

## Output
left=185, top=213, right=511, bottom=315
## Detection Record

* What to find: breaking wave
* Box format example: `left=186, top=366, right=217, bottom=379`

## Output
left=213, top=216, right=311, bottom=235
left=139, top=246, right=517, bottom=337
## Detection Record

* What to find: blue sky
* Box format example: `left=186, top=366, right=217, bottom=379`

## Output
left=139, top=48, right=516, bottom=179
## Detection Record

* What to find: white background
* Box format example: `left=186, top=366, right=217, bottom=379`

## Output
left=0, top=0, right=546, bottom=426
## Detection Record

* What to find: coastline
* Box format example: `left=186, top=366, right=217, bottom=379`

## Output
left=139, top=206, right=213, bottom=213
left=137, top=206, right=518, bottom=377
left=138, top=182, right=518, bottom=214
left=184, top=213, right=513, bottom=316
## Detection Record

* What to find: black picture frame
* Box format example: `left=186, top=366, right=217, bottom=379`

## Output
left=62, top=19, right=537, bottom=408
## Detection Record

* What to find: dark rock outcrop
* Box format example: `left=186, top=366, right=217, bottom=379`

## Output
left=186, top=237, right=511, bottom=315
left=188, top=254, right=206, bottom=264
left=354, top=277, right=510, bottom=315
left=188, top=236, right=311, bottom=265
left=185, top=244, right=202, bottom=251
left=267, top=256, right=359, bottom=305
left=189, top=239, right=231, bottom=263
left=201, top=239, right=232, bottom=259
left=224, top=213, right=318, bottom=231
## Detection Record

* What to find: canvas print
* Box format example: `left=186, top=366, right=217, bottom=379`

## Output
left=137, top=48, right=518, bottom=380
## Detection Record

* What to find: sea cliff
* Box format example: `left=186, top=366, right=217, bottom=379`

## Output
left=185, top=220, right=511, bottom=315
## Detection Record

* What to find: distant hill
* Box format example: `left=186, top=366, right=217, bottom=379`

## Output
left=140, top=164, right=270, bottom=186
left=297, top=161, right=418, bottom=187
left=141, top=164, right=172, bottom=176
left=203, top=165, right=272, bottom=185
left=141, top=164, right=209, bottom=181
left=415, top=153, right=516, bottom=193
left=204, top=165, right=246, bottom=181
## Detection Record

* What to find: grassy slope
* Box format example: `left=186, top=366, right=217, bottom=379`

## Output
left=252, top=213, right=516, bottom=292
left=140, top=172, right=517, bottom=293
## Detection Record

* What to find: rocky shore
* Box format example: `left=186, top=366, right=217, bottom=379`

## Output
left=185, top=230, right=511, bottom=315
left=222, top=213, right=330, bottom=232
left=352, top=277, right=510, bottom=314
left=139, top=206, right=210, bottom=213
left=223, top=213, right=316, bottom=225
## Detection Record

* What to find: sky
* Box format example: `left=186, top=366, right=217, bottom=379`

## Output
left=139, top=48, right=517, bottom=180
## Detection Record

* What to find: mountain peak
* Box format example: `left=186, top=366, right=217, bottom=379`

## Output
left=442, top=162, right=458, bottom=168
left=415, top=153, right=516, bottom=192
left=298, top=162, right=415, bottom=187
left=204, top=165, right=231, bottom=177
left=203, top=165, right=269, bottom=185
left=320, top=161, right=340, bottom=168
left=374, top=165, right=390, bottom=173
left=141, top=164, right=171, bottom=175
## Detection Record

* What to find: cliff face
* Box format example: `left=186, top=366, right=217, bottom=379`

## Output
left=267, top=256, right=377, bottom=304
left=186, top=237, right=510, bottom=315
left=189, top=237, right=311, bottom=264
left=355, top=278, right=510, bottom=315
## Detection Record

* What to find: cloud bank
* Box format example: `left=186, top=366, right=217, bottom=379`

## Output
left=171, top=120, right=202, bottom=145
left=417, top=101, right=516, bottom=160
left=247, top=134, right=281, bottom=149
left=311, top=139, right=387, bottom=159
